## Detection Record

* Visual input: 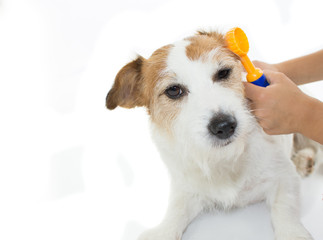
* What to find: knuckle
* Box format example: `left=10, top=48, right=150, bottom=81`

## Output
left=257, top=92, right=267, bottom=101
left=275, top=72, right=285, bottom=78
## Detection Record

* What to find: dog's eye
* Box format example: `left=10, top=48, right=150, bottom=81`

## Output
left=165, top=85, right=185, bottom=99
left=215, top=68, right=232, bottom=81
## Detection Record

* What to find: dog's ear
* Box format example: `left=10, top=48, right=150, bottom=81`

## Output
left=106, top=56, right=146, bottom=110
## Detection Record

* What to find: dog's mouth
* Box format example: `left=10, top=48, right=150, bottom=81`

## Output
left=210, top=135, right=236, bottom=148
left=222, top=139, right=233, bottom=146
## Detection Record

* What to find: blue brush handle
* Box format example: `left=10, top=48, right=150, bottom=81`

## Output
left=251, top=74, right=269, bottom=87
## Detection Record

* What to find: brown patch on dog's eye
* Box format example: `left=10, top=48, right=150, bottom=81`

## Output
left=165, top=85, right=186, bottom=99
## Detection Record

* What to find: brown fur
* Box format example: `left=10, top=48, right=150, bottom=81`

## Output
left=143, top=45, right=182, bottom=133
left=185, top=33, right=224, bottom=61
left=106, top=45, right=173, bottom=110
left=185, top=31, right=239, bottom=62
left=106, top=31, right=244, bottom=118
left=142, top=45, right=173, bottom=110
left=106, top=57, right=147, bottom=109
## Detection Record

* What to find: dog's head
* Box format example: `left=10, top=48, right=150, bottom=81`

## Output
left=106, top=31, right=254, bottom=154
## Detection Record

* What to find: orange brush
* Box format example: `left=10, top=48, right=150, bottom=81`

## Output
left=225, top=27, right=269, bottom=87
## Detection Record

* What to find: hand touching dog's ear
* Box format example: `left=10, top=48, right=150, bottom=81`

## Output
left=106, top=56, right=146, bottom=110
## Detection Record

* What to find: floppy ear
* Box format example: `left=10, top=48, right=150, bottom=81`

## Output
left=106, top=56, right=146, bottom=110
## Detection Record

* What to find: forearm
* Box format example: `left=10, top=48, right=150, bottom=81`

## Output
left=275, top=49, right=323, bottom=85
left=298, top=96, right=323, bottom=144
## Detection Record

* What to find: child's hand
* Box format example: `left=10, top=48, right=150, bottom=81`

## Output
left=253, top=60, right=279, bottom=72
left=243, top=70, right=311, bottom=135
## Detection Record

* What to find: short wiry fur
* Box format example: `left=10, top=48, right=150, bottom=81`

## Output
left=106, top=31, right=316, bottom=240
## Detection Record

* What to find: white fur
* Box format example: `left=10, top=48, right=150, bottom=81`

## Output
left=138, top=41, right=313, bottom=240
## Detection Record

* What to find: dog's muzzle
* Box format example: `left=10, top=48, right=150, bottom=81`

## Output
left=208, top=113, right=237, bottom=140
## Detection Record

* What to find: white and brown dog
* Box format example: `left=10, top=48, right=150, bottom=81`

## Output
left=106, top=31, right=315, bottom=240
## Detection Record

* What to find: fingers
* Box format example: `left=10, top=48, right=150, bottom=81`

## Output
left=263, top=70, right=279, bottom=85
left=263, top=70, right=293, bottom=86
left=243, top=81, right=264, bottom=101
left=252, top=60, right=265, bottom=69
left=252, top=60, right=279, bottom=72
left=243, top=70, right=283, bottom=102
left=243, top=68, right=299, bottom=136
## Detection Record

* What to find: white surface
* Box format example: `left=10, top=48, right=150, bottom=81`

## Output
left=0, top=0, right=322, bottom=239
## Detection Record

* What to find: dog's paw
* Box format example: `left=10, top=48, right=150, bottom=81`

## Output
left=292, top=148, right=316, bottom=177
left=137, top=228, right=181, bottom=240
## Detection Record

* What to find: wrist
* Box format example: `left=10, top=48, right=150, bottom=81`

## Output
left=295, top=95, right=321, bottom=137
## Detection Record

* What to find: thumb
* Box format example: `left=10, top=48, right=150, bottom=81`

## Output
left=243, top=81, right=264, bottom=101
left=262, top=70, right=283, bottom=85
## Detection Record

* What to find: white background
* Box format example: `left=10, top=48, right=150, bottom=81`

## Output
left=0, top=0, right=322, bottom=239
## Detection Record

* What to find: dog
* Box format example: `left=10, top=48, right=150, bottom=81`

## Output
left=106, top=30, right=315, bottom=240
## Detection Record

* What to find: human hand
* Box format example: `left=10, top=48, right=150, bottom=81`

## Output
left=253, top=60, right=279, bottom=72
left=243, top=70, right=311, bottom=135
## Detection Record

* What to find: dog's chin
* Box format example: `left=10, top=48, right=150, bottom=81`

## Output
left=207, top=133, right=246, bottom=160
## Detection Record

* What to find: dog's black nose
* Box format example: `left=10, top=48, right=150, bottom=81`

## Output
left=208, top=114, right=237, bottom=139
